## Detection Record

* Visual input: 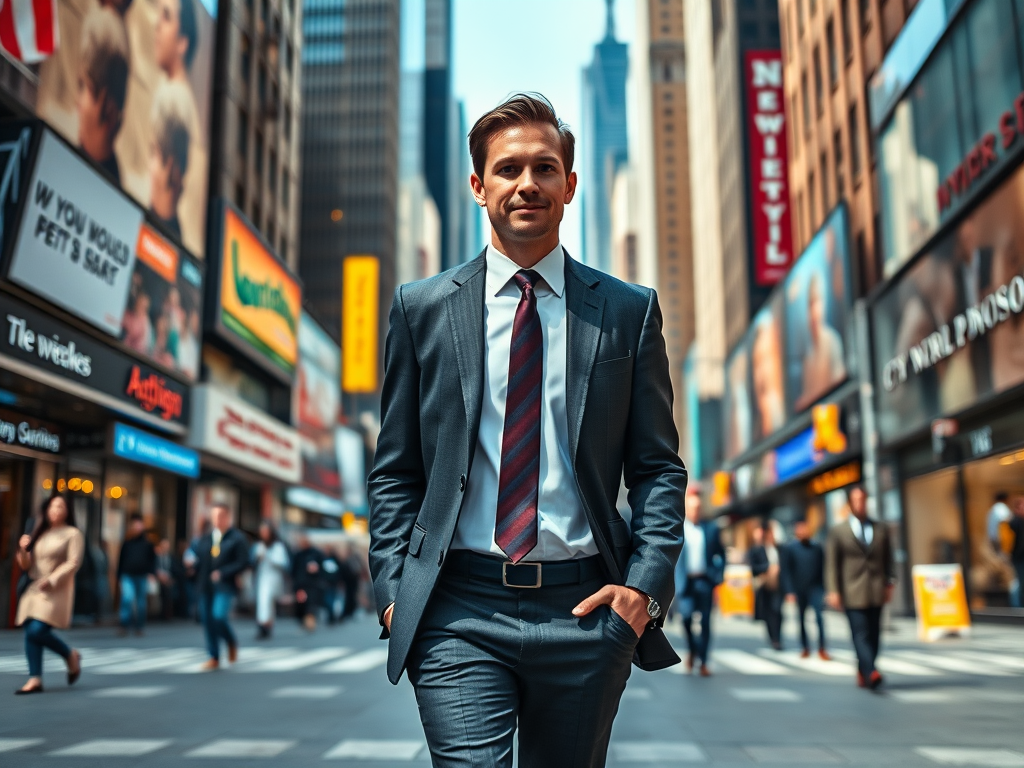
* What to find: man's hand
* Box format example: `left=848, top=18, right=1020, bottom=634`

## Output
left=383, top=603, right=394, bottom=632
left=573, top=585, right=649, bottom=638
left=825, top=592, right=842, bottom=611
left=210, top=570, right=221, bottom=583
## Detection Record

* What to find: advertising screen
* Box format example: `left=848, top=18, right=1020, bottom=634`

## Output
left=873, top=162, right=1024, bottom=444
left=750, top=292, right=787, bottom=441
left=784, top=206, right=851, bottom=413
left=294, top=313, right=341, bottom=498
left=342, top=255, right=380, bottom=393
left=34, top=0, right=217, bottom=257
left=217, top=205, right=302, bottom=379
left=724, top=340, right=752, bottom=461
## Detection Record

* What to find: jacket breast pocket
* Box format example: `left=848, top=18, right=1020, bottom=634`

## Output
left=408, top=524, right=427, bottom=558
left=593, top=352, right=632, bottom=379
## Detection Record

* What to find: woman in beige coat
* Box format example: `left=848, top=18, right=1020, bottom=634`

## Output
left=14, top=493, right=84, bottom=695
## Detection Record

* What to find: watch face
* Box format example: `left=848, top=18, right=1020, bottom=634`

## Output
left=648, top=600, right=661, bottom=618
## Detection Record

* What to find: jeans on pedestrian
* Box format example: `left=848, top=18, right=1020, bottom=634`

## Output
left=24, top=619, right=71, bottom=677
left=1011, top=563, right=1024, bottom=608
left=200, top=590, right=237, bottom=661
left=846, top=606, right=882, bottom=679
left=682, top=577, right=714, bottom=665
left=119, top=575, right=149, bottom=630
left=796, top=587, right=826, bottom=651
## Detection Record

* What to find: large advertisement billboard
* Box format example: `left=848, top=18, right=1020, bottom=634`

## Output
left=294, top=312, right=341, bottom=499
left=342, top=255, right=379, bottom=393
left=214, top=204, right=302, bottom=381
left=34, top=0, right=216, bottom=257
left=873, top=162, right=1024, bottom=444
left=3, top=126, right=203, bottom=381
left=745, top=50, right=793, bottom=286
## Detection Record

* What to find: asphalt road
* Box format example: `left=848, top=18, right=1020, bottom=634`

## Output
left=1, top=608, right=1022, bottom=767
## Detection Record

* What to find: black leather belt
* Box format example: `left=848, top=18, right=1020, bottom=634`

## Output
left=445, top=550, right=604, bottom=589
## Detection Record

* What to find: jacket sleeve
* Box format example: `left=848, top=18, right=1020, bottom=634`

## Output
left=48, top=530, right=84, bottom=589
left=367, top=286, right=427, bottom=630
left=217, top=535, right=250, bottom=581
left=621, top=289, right=687, bottom=619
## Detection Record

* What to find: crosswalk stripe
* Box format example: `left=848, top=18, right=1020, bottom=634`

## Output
left=756, top=649, right=856, bottom=676
left=827, top=649, right=942, bottom=677
left=916, top=747, right=1024, bottom=766
left=0, top=739, right=44, bottom=753
left=610, top=741, right=707, bottom=762
left=892, top=650, right=1012, bottom=677
left=951, top=650, right=1024, bottom=672
left=319, top=648, right=389, bottom=673
left=712, top=649, right=791, bottom=675
left=91, top=686, right=171, bottom=698
left=185, top=739, right=296, bottom=758
left=244, top=648, right=351, bottom=672
left=95, top=649, right=206, bottom=674
left=50, top=739, right=172, bottom=756
left=323, top=740, right=425, bottom=760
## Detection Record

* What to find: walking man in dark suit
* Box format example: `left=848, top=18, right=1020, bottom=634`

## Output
left=674, top=482, right=724, bottom=676
left=781, top=519, right=830, bottom=660
left=826, top=485, right=895, bottom=689
left=368, top=94, right=686, bottom=768
left=194, top=503, right=249, bottom=671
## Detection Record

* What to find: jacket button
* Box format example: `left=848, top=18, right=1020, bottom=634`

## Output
left=437, top=549, right=445, bottom=566
left=459, top=474, right=466, bottom=492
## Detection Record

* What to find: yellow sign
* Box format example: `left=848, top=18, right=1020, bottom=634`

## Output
left=911, top=564, right=971, bottom=641
left=711, top=471, right=732, bottom=507
left=342, top=256, right=380, bottom=393
left=812, top=403, right=847, bottom=454
left=220, top=207, right=302, bottom=375
left=716, top=564, right=755, bottom=618
left=807, top=461, right=861, bottom=496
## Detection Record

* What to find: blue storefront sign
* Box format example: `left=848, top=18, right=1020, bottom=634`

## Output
left=112, top=422, right=200, bottom=478
left=774, top=428, right=822, bottom=483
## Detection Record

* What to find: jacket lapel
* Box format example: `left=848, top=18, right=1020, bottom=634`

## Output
left=445, top=253, right=486, bottom=461
left=564, top=255, right=604, bottom=465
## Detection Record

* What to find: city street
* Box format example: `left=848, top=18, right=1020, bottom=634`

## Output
left=1, top=609, right=1021, bottom=767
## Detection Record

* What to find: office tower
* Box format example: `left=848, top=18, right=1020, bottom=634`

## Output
left=424, top=0, right=457, bottom=269
left=299, top=0, right=400, bottom=395
left=581, top=0, right=629, bottom=272
left=779, top=0, right=914, bottom=295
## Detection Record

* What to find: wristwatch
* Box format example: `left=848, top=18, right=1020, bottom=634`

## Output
left=645, top=594, right=662, bottom=622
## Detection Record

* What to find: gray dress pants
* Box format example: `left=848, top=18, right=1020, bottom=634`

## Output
left=407, top=557, right=638, bottom=768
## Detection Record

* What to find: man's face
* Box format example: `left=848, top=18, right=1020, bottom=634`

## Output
left=849, top=488, right=867, bottom=519
left=794, top=521, right=810, bottom=542
left=155, top=0, right=186, bottom=73
left=211, top=505, right=231, bottom=532
left=684, top=490, right=702, bottom=523
left=130, top=519, right=145, bottom=537
left=471, top=123, right=576, bottom=248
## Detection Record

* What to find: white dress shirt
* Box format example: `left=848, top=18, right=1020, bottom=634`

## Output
left=848, top=515, right=873, bottom=546
left=452, top=244, right=597, bottom=561
left=682, top=520, right=707, bottom=576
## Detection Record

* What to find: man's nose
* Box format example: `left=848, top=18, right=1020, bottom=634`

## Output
left=518, top=169, right=540, bottom=194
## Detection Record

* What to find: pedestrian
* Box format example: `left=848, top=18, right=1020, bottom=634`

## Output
left=292, top=535, right=323, bottom=632
left=337, top=542, right=360, bottom=620
left=14, top=493, right=83, bottom=695
left=751, top=522, right=784, bottom=651
left=251, top=522, right=290, bottom=639
left=194, top=503, right=249, bottom=671
left=183, top=517, right=211, bottom=622
left=155, top=539, right=175, bottom=620
left=675, top=481, right=724, bottom=676
left=987, top=492, right=1013, bottom=552
left=781, top=519, right=830, bottom=659
left=1009, top=498, right=1024, bottom=608
left=117, top=513, right=155, bottom=636
left=368, top=93, right=686, bottom=767
left=825, top=484, right=896, bottom=690
left=321, top=547, right=342, bottom=624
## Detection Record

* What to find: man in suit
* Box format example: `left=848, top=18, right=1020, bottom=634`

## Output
left=674, top=482, right=724, bottom=676
left=194, top=503, right=249, bottom=671
left=826, top=484, right=895, bottom=689
left=750, top=522, right=783, bottom=651
left=781, top=519, right=829, bottom=660
left=368, top=94, right=686, bottom=768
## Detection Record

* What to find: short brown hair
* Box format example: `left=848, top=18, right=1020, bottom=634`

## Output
left=468, top=93, right=575, bottom=179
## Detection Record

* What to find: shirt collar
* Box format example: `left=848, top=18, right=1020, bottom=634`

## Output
left=485, top=243, right=565, bottom=298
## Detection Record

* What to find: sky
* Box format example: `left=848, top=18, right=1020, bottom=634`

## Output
left=452, top=0, right=636, bottom=258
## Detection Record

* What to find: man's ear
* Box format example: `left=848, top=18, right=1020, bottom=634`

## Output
left=563, top=171, right=578, bottom=204
left=470, top=173, right=487, bottom=207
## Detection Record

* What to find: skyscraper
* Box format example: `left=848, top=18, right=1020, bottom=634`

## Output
left=424, top=0, right=457, bottom=269
left=299, top=0, right=401, bottom=402
left=581, top=0, right=629, bottom=272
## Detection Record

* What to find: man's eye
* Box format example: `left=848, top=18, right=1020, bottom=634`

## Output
left=537, top=164, right=555, bottom=173
left=499, top=166, right=516, bottom=174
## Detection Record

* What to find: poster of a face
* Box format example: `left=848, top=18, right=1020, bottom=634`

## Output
left=751, top=292, right=787, bottom=440
left=724, top=342, right=752, bottom=461
left=873, top=164, right=1024, bottom=444
left=34, top=0, right=216, bottom=258
left=295, top=314, right=341, bottom=498
left=784, top=207, right=851, bottom=413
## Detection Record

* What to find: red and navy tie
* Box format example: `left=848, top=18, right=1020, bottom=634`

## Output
left=495, top=270, right=543, bottom=563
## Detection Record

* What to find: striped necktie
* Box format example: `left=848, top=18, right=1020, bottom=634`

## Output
left=495, top=270, right=543, bottom=563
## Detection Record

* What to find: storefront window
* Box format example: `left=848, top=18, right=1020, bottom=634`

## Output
left=962, top=450, right=1024, bottom=612
left=957, top=0, right=1022, bottom=141
left=905, top=468, right=964, bottom=573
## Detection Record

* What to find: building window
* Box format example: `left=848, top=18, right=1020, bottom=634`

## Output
left=808, top=171, right=817, bottom=225
left=834, top=129, right=845, bottom=197
left=784, top=5, right=792, bottom=60
left=841, top=0, right=852, bottom=62
left=241, top=34, right=251, bottom=85
left=796, top=190, right=805, bottom=247
left=820, top=151, right=830, bottom=212
left=235, top=182, right=245, bottom=210
left=813, top=46, right=824, bottom=116
left=791, top=94, right=800, bottom=155
left=827, top=18, right=838, bottom=88
left=255, top=132, right=263, bottom=177
left=797, top=0, right=804, bottom=36
left=849, top=103, right=862, bottom=179
left=238, top=108, right=248, bottom=160
left=801, top=70, right=811, bottom=137
left=282, top=167, right=289, bottom=209
left=269, top=151, right=277, bottom=197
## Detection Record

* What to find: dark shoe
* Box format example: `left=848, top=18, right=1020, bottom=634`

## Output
left=868, top=671, right=884, bottom=690
left=699, top=664, right=712, bottom=677
left=67, top=650, right=82, bottom=686
left=15, top=684, right=44, bottom=695
left=818, top=649, right=832, bottom=661
left=227, top=644, right=238, bottom=664
left=800, top=648, right=811, bottom=659
left=771, top=641, right=783, bottom=651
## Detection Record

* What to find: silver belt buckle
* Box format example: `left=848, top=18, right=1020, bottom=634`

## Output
left=502, top=561, right=542, bottom=588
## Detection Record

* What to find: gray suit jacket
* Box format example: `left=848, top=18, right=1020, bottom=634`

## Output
left=368, top=251, right=687, bottom=684
left=825, top=518, right=895, bottom=610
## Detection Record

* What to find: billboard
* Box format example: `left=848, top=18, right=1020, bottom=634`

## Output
left=342, top=255, right=379, bottom=393
left=745, top=50, right=793, bottom=286
left=724, top=339, right=752, bottom=461
left=294, top=312, right=341, bottom=498
left=216, top=204, right=302, bottom=380
left=3, top=126, right=203, bottom=381
left=873, top=162, right=1024, bottom=444
left=336, top=424, right=367, bottom=515
left=784, top=206, right=851, bottom=413
left=34, top=0, right=217, bottom=257
left=750, top=292, right=786, bottom=441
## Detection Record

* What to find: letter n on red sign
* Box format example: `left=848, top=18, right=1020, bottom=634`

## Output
left=746, top=50, right=793, bottom=286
